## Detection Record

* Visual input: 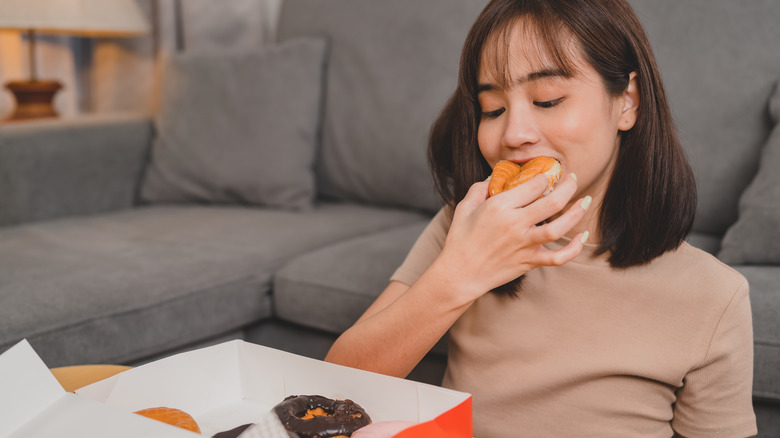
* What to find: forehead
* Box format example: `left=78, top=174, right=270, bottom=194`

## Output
left=478, top=17, right=582, bottom=86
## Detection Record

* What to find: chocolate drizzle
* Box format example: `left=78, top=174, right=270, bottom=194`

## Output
left=273, top=395, right=371, bottom=438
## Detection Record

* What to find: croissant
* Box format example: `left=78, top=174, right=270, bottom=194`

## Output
left=488, top=156, right=561, bottom=198
left=134, top=406, right=201, bottom=433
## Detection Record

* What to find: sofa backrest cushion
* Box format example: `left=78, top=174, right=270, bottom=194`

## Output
left=628, top=0, right=780, bottom=236
left=279, top=0, right=780, bottom=233
left=719, top=79, right=780, bottom=265
left=278, top=0, right=487, bottom=213
left=0, top=114, right=151, bottom=227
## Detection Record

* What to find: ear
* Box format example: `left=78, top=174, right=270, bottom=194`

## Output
left=618, top=71, right=639, bottom=131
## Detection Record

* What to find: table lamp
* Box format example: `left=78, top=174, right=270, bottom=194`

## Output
left=0, top=0, right=150, bottom=121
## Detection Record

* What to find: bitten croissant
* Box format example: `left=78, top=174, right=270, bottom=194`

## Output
left=488, top=156, right=562, bottom=198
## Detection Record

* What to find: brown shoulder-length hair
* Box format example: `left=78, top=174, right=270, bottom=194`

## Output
left=429, top=0, right=696, bottom=274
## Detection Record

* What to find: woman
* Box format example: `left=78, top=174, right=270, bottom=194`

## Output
left=328, top=0, right=757, bottom=436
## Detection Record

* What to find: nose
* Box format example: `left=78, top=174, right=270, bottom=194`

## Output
left=501, top=108, right=540, bottom=149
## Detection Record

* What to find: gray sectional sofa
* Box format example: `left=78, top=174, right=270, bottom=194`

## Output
left=1, top=0, right=779, bottom=434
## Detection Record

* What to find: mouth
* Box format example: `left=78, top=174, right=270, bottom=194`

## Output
left=507, top=156, right=559, bottom=166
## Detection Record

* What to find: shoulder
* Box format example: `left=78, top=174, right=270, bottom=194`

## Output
left=389, top=205, right=454, bottom=286
left=432, top=204, right=454, bottom=230
left=418, top=204, right=454, bottom=245
left=674, top=242, right=748, bottom=292
left=652, top=241, right=749, bottom=310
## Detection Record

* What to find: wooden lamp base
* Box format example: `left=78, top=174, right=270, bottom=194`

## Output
left=4, top=80, right=62, bottom=121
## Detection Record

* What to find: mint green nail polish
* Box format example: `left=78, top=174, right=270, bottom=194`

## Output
left=581, top=196, right=592, bottom=210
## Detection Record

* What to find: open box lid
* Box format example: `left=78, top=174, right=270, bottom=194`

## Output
left=0, top=339, right=194, bottom=437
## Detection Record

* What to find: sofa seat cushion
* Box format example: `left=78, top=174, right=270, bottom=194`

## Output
left=0, top=202, right=428, bottom=367
left=273, top=221, right=447, bottom=356
left=736, top=266, right=780, bottom=402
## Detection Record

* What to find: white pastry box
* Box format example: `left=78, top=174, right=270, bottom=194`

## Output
left=75, top=339, right=472, bottom=437
left=0, top=339, right=194, bottom=437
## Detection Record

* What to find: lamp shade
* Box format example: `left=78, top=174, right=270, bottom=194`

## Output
left=0, top=0, right=150, bottom=36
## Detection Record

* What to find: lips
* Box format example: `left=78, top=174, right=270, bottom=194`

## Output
left=506, top=156, right=559, bottom=166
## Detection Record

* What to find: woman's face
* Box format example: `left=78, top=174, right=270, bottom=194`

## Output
left=476, top=21, right=638, bottom=206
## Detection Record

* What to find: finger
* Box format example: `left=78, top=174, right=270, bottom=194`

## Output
left=490, top=173, right=549, bottom=208
left=522, top=172, right=579, bottom=221
left=532, top=231, right=587, bottom=266
left=457, top=180, right=490, bottom=211
left=528, top=195, right=591, bottom=245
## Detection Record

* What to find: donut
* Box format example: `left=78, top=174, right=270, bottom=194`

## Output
left=273, top=395, right=372, bottom=438
left=488, top=156, right=562, bottom=198
left=134, top=406, right=201, bottom=433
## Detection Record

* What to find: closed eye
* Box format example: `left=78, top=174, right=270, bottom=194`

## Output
left=534, top=98, right=564, bottom=108
left=482, top=108, right=505, bottom=119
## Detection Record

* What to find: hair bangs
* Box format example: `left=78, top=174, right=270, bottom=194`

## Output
left=478, top=12, right=580, bottom=91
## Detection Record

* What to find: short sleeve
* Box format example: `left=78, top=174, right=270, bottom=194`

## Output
left=672, top=280, right=757, bottom=437
left=390, top=205, right=453, bottom=286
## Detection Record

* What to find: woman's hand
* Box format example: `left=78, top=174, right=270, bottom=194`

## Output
left=325, top=172, right=588, bottom=377
left=432, top=172, right=589, bottom=304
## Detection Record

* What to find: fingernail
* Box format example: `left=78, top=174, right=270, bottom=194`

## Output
left=580, top=195, right=592, bottom=210
left=570, top=173, right=577, bottom=181
left=580, top=230, right=590, bottom=244
left=485, top=175, right=492, bottom=182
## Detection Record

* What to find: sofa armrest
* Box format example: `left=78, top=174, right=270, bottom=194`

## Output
left=0, top=113, right=153, bottom=226
left=734, top=266, right=780, bottom=402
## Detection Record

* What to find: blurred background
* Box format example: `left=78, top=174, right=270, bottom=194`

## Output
left=0, top=0, right=282, bottom=119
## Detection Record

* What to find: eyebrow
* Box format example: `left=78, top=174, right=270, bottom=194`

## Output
left=478, top=68, right=568, bottom=93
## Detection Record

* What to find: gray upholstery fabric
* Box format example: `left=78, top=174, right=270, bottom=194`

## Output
left=719, top=80, right=780, bottom=264
left=141, top=37, right=327, bottom=211
left=274, top=221, right=428, bottom=334
left=628, top=0, right=780, bottom=235
left=735, top=267, right=780, bottom=401
left=278, top=0, right=487, bottom=213
left=273, top=221, right=447, bottom=356
left=755, top=401, right=780, bottom=435
left=244, top=320, right=448, bottom=385
left=685, top=232, right=722, bottom=256
left=0, top=114, right=151, bottom=227
left=0, top=202, right=428, bottom=367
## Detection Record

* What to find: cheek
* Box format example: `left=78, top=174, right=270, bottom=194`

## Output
left=477, top=124, right=500, bottom=166
left=550, top=102, right=619, bottom=152
left=547, top=106, right=620, bottom=177
left=550, top=105, right=598, bottom=138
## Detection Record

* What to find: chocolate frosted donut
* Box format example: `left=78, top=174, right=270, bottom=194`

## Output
left=273, top=395, right=372, bottom=438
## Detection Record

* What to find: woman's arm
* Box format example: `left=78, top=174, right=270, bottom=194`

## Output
left=326, top=174, right=589, bottom=377
left=324, top=273, right=467, bottom=377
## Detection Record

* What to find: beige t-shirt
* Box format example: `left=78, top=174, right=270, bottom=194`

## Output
left=391, top=207, right=757, bottom=437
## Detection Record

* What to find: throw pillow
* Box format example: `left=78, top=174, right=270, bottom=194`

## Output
left=140, top=37, right=327, bottom=211
left=719, top=78, right=780, bottom=264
